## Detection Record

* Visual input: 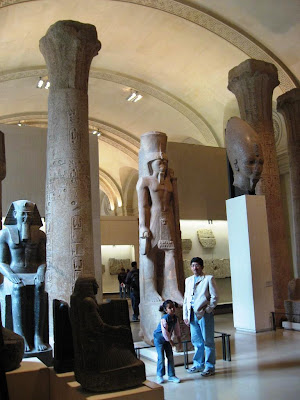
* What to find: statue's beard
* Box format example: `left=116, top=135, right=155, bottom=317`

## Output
left=20, top=222, right=31, bottom=241
left=158, top=172, right=165, bottom=184
left=249, top=177, right=259, bottom=192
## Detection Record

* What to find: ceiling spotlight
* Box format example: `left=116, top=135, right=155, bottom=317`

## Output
left=37, top=77, right=44, bottom=89
left=36, top=76, right=50, bottom=90
left=127, top=91, right=137, bottom=102
left=17, top=122, right=22, bottom=126
left=97, top=132, right=101, bottom=137
left=92, top=129, right=98, bottom=135
left=133, top=94, right=143, bottom=102
left=126, top=90, right=143, bottom=102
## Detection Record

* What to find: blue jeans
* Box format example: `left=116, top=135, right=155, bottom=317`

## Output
left=190, top=309, right=215, bottom=370
left=154, top=334, right=175, bottom=377
left=130, top=291, right=140, bottom=319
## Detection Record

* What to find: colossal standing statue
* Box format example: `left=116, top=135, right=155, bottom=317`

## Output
left=226, top=117, right=264, bottom=193
left=137, top=131, right=184, bottom=343
left=0, top=200, right=49, bottom=352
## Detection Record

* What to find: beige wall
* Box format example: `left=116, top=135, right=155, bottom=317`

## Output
left=168, top=142, right=229, bottom=220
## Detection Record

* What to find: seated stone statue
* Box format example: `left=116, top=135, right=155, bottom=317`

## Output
left=226, top=117, right=264, bottom=193
left=70, top=276, right=146, bottom=392
left=0, top=200, right=49, bottom=352
left=284, top=279, right=300, bottom=323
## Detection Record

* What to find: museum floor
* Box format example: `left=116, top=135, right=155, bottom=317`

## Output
left=130, top=312, right=300, bottom=400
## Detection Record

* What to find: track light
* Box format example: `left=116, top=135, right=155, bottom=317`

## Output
left=36, top=76, right=50, bottom=90
left=92, top=129, right=101, bottom=136
left=126, top=90, right=143, bottom=102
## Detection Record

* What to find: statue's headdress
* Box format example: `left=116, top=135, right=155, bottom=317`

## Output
left=4, top=200, right=42, bottom=227
left=139, top=131, right=168, bottom=177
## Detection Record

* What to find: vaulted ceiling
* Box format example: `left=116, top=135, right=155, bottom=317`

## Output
left=0, top=0, right=299, bottom=214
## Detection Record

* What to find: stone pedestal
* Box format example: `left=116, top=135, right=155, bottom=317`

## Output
left=228, top=59, right=291, bottom=315
left=39, top=21, right=101, bottom=328
left=226, top=195, right=274, bottom=332
left=277, top=89, right=300, bottom=277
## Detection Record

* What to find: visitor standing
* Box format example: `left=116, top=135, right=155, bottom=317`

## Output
left=117, top=267, right=127, bottom=298
left=183, top=257, right=218, bottom=376
left=153, top=300, right=182, bottom=384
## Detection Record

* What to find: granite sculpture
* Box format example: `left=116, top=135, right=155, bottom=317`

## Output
left=70, top=276, right=145, bottom=392
left=277, top=89, right=300, bottom=277
left=39, top=21, right=101, bottom=326
left=228, top=59, right=292, bottom=317
left=0, top=200, right=49, bottom=353
left=137, top=131, right=185, bottom=344
left=0, top=304, right=24, bottom=372
left=284, top=279, right=300, bottom=323
left=225, top=117, right=264, bottom=193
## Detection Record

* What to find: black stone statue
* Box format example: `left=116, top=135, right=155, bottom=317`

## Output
left=0, top=200, right=49, bottom=353
left=70, top=276, right=146, bottom=392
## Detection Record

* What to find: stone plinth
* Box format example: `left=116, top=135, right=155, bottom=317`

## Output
left=39, top=21, right=101, bottom=328
left=228, top=59, right=291, bottom=315
left=277, top=89, right=300, bottom=277
left=226, top=195, right=274, bottom=332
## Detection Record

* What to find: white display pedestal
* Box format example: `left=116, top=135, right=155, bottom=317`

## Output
left=6, top=358, right=49, bottom=400
left=226, top=195, right=274, bottom=332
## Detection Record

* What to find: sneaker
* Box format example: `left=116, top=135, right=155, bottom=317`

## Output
left=201, top=369, right=215, bottom=377
left=187, top=366, right=204, bottom=373
left=157, top=376, right=164, bottom=384
left=168, top=376, right=181, bottom=383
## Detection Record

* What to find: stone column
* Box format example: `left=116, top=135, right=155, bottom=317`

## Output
left=228, top=59, right=291, bottom=315
left=277, top=89, right=300, bottom=277
left=0, top=131, right=6, bottom=230
left=39, top=21, right=101, bottom=317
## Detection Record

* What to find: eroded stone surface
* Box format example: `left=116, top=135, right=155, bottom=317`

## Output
left=137, top=131, right=184, bottom=344
left=225, top=117, right=263, bottom=193
left=181, top=239, right=192, bottom=253
left=277, top=89, right=300, bottom=277
left=108, top=258, right=131, bottom=275
left=228, top=59, right=291, bottom=314
left=39, top=21, right=101, bottom=325
left=197, top=229, right=216, bottom=248
left=70, top=277, right=146, bottom=392
left=183, top=259, right=231, bottom=279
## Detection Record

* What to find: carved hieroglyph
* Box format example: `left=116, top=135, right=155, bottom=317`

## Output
left=137, top=131, right=185, bottom=344
left=39, top=21, right=101, bottom=327
left=108, top=258, right=131, bottom=275
left=197, top=229, right=216, bottom=249
left=228, top=59, right=291, bottom=314
left=277, top=89, right=300, bottom=277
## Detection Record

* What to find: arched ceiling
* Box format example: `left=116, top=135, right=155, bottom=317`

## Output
left=0, top=0, right=299, bottom=198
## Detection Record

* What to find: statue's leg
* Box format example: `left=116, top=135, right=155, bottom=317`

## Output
left=142, top=248, right=162, bottom=302
left=34, top=281, right=48, bottom=351
left=11, top=284, right=31, bottom=351
left=162, top=250, right=183, bottom=304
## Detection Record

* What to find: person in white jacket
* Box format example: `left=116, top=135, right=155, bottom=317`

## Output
left=183, top=257, right=218, bottom=376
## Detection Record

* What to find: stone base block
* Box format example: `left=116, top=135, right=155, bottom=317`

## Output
left=49, top=368, right=163, bottom=400
left=6, top=357, right=49, bottom=400
left=282, top=321, right=300, bottom=331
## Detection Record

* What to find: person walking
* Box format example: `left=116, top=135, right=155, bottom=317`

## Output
left=125, top=261, right=140, bottom=321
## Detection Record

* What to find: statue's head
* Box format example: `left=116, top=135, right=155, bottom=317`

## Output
left=4, top=200, right=42, bottom=241
left=139, top=131, right=168, bottom=177
left=225, top=117, right=264, bottom=192
left=148, top=154, right=168, bottom=176
left=73, top=276, right=99, bottom=298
